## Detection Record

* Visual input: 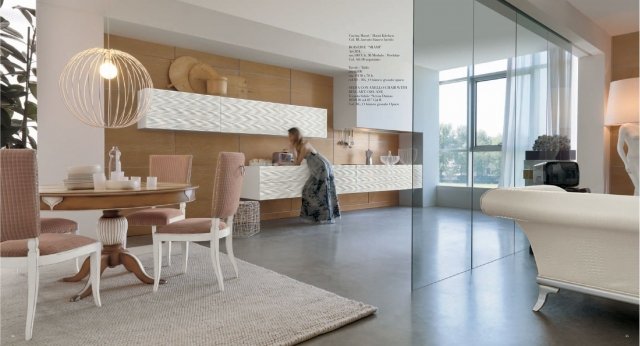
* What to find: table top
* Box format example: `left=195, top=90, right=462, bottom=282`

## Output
left=39, top=183, right=198, bottom=211
left=40, top=183, right=194, bottom=196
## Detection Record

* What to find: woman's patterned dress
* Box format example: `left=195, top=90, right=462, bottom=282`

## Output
left=300, top=152, right=341, bottom=223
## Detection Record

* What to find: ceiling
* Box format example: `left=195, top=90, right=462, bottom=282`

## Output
left=566, top=0, right=639, bottom=36
left=177, top=0, right=412, bottom=46
left=42, top=0, right=412, bottom=75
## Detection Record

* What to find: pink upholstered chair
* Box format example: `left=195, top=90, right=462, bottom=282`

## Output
left=40, top=218, right=78, bottom=234
left=40, top=217, right=81, bottom=270
left=126, top=155, right=192, bottom=265
left=0, top=149, right=102, bottom=340
left=152, top=152, right=244, bottom=292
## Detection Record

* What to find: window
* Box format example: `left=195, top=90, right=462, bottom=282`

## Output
left=439, top=60, right=507, bottom=187
left=438, top=74, right=468, bottom=185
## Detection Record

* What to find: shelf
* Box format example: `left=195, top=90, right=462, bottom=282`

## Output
left=241, top=164, right=422, bottom=200
left=138, top=88, right=328, bottom=138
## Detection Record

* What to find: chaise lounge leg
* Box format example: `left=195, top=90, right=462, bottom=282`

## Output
left=533, top=284, right=559, bottom=312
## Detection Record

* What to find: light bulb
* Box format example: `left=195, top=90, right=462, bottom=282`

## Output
left=99, top=60, right=118, bottom=79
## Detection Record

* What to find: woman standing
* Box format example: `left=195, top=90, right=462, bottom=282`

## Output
left=288, top=127, right=340, bottom=223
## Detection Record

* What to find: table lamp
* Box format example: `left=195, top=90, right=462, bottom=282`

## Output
left=605, top=77, right=639, bottom=195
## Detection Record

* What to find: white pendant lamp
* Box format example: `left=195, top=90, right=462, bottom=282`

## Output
left=59, top=47, right=153, bottom=128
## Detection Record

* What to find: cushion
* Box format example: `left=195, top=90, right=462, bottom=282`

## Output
left=126, top=208, right=184, bottom=226
left=1, top=233, right=96, bottom=257
left=157, top=218, right=227, bottom=234
left=40, top=218, right=78, bottom=234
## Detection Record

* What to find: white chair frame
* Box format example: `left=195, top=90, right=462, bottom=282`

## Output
left=152, top=216, right=238, bottom=292
left=148, top=201, right=187, bottom=266
left=1, top=238, right=102, bottom=340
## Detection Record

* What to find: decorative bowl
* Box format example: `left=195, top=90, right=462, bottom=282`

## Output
left=380, top=155, right=400, bottom=165
left=398, top=148, right=418, bottom=165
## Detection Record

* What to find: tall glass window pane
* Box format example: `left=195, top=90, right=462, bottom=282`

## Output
left=439, top=80, right=468, bottom=185
left=475, top=78, right=506, bottom=146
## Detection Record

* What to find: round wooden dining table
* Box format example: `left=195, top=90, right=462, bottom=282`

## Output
left=39, top=183, right=197, bottom=301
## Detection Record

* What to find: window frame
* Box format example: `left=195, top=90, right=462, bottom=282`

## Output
left=439, top=66, right=507, bottom=186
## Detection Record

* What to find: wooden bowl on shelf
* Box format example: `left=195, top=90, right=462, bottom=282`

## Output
left=188, top=63, right=219, bottom=94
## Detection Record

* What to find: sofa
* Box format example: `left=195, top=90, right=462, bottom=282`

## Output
left=480, top=185, right=639, bottom=311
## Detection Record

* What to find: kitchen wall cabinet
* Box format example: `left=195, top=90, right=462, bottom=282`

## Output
left=138, top=89, right=221, bottom=132
left=241, top=164, right=422, bottom=200
left=138, top=88, right=327, bottom=138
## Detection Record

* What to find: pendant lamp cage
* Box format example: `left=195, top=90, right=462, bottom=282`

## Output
left=59, top=47, right=153, bottom=128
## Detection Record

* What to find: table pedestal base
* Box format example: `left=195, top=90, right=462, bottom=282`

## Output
left=63, top=245, right=167, bottom=301
left=63, top=210, right=166, bottom=301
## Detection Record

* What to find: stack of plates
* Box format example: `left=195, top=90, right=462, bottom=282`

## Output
left=64, top=165, right=102, bottom=190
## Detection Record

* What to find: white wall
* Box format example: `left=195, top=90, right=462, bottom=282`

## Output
left=37, top=1, right=104, bottom=237
left=577, top=55, right=607, bottom=193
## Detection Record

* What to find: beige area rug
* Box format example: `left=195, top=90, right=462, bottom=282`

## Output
left=1, top=244, right=376, bottom=345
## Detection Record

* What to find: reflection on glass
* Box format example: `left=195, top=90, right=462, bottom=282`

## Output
left=440, top=150, right=468, bottom=185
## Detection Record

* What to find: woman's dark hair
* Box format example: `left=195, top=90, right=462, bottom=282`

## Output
left=288, top=127, right=304, bottom=149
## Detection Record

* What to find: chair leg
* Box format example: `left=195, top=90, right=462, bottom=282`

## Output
left=210, top=238, right=224, bottom=291
left=533, top=284, right=559, bottom=311
left=167, top=241, right=172, bottom=266
left=90, top=248, right=102, bottom=307
left=26, top=239, right=39, bottom=341
left=225, top=235, right=239, bottom=278
left=153, top=235, right=162, bottom=292
left=181, top=241, right=189, bottom=274
left=73, top=230, right=80, bottom=272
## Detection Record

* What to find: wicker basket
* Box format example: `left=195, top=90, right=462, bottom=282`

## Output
left=233, top=201, right=260, bottom=237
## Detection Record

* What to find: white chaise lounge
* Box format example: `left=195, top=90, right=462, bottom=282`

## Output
left=481, top=185, right=639, bottom=311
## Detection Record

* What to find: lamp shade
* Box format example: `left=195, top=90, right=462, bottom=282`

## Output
left=59, top=48, right=153, bottom=128
left=605, top=77, right=639, bottom=125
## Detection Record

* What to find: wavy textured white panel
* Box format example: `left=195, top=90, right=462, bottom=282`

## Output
left=413, top=165, right=423, bottom=189
left=241, top=164, right=421, bottom=200
left=258, top=166, right=309, bottom=183
left=333, top=166, right=358, bottom=194
left=357, top=165, right=413, bottom=192
left=221, top=98, right=327, bottom=138
left=138, top=89, right=327, bottom=138
left=138, top=88, right=221, bottom=132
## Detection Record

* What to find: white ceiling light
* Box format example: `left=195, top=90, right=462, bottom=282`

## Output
left=58, top=2, right=152, bottom=128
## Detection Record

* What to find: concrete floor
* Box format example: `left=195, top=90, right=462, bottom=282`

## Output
left=129, top=207, right=639, bottom=345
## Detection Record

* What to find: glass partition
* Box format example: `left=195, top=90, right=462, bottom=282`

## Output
left=412, top=0, right=473, bottom=289
left=413, top=0, right=576, bottom=289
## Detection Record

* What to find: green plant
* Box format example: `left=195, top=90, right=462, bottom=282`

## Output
left=1, top=1, right=37, bottom=148
left=532, top=135, right=571, bottom=152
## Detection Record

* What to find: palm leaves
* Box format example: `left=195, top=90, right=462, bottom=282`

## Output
left=1, top=3, right=37, bottom=148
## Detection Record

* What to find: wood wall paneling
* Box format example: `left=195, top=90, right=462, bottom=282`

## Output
left=609, top=32, right=639, bottom=195
left=104, top=35, right=401, bottom=234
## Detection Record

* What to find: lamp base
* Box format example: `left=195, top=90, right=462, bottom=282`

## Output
left=616, top=123, right=639, bottom=196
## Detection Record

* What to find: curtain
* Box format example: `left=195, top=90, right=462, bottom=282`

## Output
left=547, top=44, right=573, bottom=138
left=499, top=52, right=548, bottom=187
left=499, top=44, right=573, bottom=188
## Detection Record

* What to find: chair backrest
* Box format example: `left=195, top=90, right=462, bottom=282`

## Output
left=149, top=155, right=193, bottom=184
left=211, top=152, right=245, bottom=219
left=0, top=149, right=40, bottom=242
